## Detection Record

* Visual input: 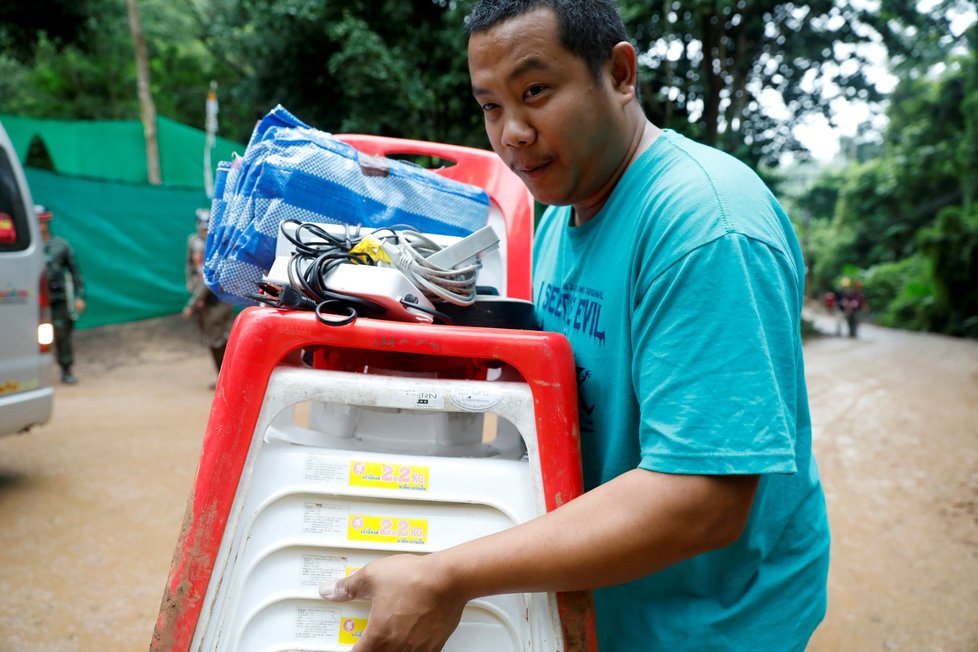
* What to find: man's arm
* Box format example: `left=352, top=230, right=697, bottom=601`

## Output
left=61, top=241, right=86, bottom=315
left=64, top=242, right=84, bottom=300
left=322, top=468, right=758, bottom=651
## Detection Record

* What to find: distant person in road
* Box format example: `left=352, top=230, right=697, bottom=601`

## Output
left=183, top=208, right=234, bottom=386
left=823, top=287, right=842, bottom=335
left=842, top=278, right=867, bottom=338
left=317, top=1, right=830, bottom=651
left=35, top=205, right=85, bottom=385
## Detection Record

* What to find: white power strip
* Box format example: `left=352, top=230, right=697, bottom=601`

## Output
left=262, top=222, right=507, bottom=323
left=273, top=221, right=505, bottom=294
left=263, top=259, right=437, bottom=323
left=425, top=225, right=500, bottom=269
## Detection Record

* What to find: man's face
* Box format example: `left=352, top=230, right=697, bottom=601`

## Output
left=468, top=8, right=625, bottom=210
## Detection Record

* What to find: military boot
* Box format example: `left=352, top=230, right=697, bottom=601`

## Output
left=61, top=366, right=78, bottom=385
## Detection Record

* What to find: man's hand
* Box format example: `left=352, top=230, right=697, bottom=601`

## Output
left=74, top=298, right=86, bottom=315
left=313, top=469, right=758, bottom=650
left=320, top=554, right=466, bottom=651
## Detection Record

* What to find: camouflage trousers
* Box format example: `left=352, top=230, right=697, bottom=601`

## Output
left=195, top=300, right=234, bottom=373
left=51, top=300, right=76, bottom=369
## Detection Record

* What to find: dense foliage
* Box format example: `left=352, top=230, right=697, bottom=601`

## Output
left=0, top=0, right=902, bottom=153
left=800, top=10, right=977, bottom=337
left=1, top=0, right=975, bottom=335
left=196, top=0, right=483, bottom=146
left=624, top=0, right=886, bottom=168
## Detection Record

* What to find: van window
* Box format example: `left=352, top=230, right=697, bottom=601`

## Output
left=0, top=147, right=31, bottom=253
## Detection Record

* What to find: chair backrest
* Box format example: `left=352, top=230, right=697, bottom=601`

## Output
left=151, top=308, right=598, bottom=652
left=336, top=134, right=533, bottom=301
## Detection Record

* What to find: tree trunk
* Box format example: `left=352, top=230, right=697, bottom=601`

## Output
left=700, top=14, right=722, bottom=147
left=723, top=16, right=751, bottom=151
left=125, top=0, right=161, bottom=185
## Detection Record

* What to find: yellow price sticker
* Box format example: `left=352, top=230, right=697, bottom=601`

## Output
left=349, top=461, right=429, bottom=491
left=348, top=515, right=428, bottom=545
left=338, top=617, right=368, bottom=645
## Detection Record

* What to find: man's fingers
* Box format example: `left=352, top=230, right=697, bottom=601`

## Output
left=318, top=577, right=354, bottom=602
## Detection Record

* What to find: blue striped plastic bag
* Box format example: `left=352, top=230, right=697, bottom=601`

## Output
left=204, top=105, right=490, bottom=304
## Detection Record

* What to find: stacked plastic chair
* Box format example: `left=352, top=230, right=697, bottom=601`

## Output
left=152, top=135, right=598, bottom=652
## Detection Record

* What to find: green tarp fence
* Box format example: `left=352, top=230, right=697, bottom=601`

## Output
left=0, top=113, right=246, bottom=329
left=26, top=168, right=215, bottom=330
left=0, top=114, right=243, bottom=187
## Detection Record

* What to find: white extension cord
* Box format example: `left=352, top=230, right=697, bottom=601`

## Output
left=381, top=226, right=499, bottom=306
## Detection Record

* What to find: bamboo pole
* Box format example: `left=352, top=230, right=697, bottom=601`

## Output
left=126, top=0, right=161, bottom=185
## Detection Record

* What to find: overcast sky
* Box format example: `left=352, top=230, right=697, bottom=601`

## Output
left=792, top=4, right=976, bottom=162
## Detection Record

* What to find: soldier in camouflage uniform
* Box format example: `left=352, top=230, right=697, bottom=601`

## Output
left=183, top=208, right=234, bottom=386
left=35, top=205, right=85, bottom=385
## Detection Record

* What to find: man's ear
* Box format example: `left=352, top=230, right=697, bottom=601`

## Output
left=608, top=41, right=638, bottom=104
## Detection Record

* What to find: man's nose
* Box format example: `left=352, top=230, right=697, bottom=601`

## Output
left=501, top=114, right=535, bottom=148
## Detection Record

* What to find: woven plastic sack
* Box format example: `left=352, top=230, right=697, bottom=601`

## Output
left=204, top=105, right=490, bottom=304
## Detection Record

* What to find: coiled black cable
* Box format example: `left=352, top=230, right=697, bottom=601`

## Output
left=250, top=220, right=452, bottom=326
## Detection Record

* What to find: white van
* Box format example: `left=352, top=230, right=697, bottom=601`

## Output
left=0, top=119, right=54, bottom=436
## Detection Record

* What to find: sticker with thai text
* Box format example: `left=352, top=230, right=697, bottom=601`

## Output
left=300, top=554, right=348, bottom=586
left=347, top=515, right=428, bottom=545
left=295, top=605, right=339, bottom=640
left=338, top=617, right=368, bottom=645
left=302, top=502, right=348, bottom=535
left=349, top=461, right=429, bottom=491
left=304, top=455, right=347, bottom=484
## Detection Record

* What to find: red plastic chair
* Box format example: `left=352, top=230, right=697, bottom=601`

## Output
left=151, top=136, right=597, bottom=651
left=335, top=134, right=534, bottom=301
left=152, top=309, right=597, bottom=651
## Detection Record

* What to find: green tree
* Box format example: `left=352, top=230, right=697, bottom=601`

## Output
left=1, top=0, right=961, bottom=164
left=0, top=0, right=249, bottom=138
left=0, top=0, right=99, bottom=61
left=0, top=10, right=138, bottom=120
left=618, top=0, right=896, bottom=167
left=805, top=13, right=977, bottom=336
left=195, top=0, right=482, bottom=146
left=917, top=205, right=978, bottom=336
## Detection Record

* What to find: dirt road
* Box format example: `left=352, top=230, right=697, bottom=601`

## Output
left=804, top=313, right=978, bottom=651
left=0, top=312, right=975, bottom=651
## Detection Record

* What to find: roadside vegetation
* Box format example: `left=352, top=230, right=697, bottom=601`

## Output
left=1, top=0, right=974, bottom=336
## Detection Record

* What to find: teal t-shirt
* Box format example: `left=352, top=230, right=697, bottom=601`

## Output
left=532, top=130, right=830, bottom=651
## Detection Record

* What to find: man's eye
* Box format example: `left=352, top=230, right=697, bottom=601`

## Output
left=481, top=103, right=499, bottom=112
left=525, top=85, right=546, bottom=98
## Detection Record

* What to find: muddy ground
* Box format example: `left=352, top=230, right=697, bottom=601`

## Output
left=0, top=311, right=975, bottom=651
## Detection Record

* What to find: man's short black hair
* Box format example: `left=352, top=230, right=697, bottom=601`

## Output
left=466, top=0, right=630, bottom=80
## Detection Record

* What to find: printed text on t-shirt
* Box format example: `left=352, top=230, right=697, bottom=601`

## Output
left=538, top=281, right=607, bottom=345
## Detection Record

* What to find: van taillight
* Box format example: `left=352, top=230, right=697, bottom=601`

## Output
left=0, top=212, right=16, bottom=244
left=38, top=270, right=53, bottom=353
